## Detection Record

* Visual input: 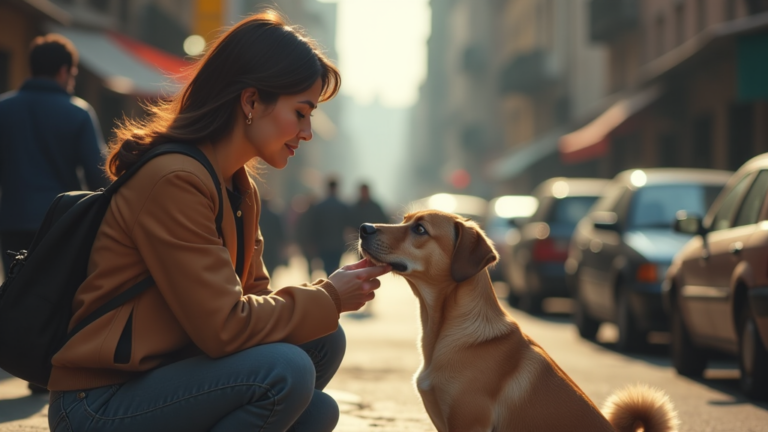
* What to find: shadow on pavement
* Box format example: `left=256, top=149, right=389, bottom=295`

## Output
left=0, top=394, right=48, bottom=424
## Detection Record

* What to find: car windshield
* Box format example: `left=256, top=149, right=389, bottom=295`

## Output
left=549, top=196, right=599, bottom=226
left=628, top=184, right=723, bottom=229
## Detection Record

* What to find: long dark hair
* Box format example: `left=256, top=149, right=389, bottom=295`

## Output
left=106, top=9, right=341, bottom=179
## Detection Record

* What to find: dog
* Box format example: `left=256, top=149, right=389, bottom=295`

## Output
left=358, top=210, right=679, bottom=432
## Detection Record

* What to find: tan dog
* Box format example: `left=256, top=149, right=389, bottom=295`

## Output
left=358, top=210, right=679, bottom=432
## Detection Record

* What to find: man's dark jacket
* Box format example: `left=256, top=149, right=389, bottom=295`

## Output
left=0, top=78, right=109, bottom=232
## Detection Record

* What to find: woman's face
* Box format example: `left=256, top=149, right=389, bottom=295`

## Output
left=246, top=78, right=322, bottom=169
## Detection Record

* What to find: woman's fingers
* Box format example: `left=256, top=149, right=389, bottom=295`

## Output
left=341, top=258, right=372, bottom=271
left=353, top=264, right=391, bottom=280
left=361, top=278, right=381, bottom=291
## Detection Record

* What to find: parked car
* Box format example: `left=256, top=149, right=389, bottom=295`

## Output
left=506, top=177, right=609, bottom=313
left=664, top=154, right=768, bottom=399
left=484, top=195, right=538, bottom=282
left=568, top=168, right=731, bottom=352
left=409, top=193, right=488, bottom=222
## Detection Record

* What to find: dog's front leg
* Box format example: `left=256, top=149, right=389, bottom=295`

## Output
left=418, top=387, right=449, bottom=432
left=444, top=401, right=495, bottom=432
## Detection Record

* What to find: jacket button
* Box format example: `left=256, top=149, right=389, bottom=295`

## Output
left=77, top=392, right=85, bottom=399
left=236, top=210, right=242, bottom=217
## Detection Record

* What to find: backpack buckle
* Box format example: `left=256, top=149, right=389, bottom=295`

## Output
left=5, top=250, right=28, bottom=278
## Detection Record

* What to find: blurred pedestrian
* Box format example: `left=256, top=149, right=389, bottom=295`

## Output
left=310, top=177, right=354, bottom=277
left=259, top=196, right=287, bottom=276
left=0, top=34, right=109, bottom=279
left=350, top=183, right=389, bottom=228
left=45, top=11, right=390, bottom=432
left=294, top=193, right=319, bottom=276
left=0, top=34, right=108, bottom=394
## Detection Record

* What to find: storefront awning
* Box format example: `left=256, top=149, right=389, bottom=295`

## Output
left=488, top=127, right=566, bottom=181
left=50, top=26, right=191, bottom=97
left=558, top=85, right=661, bottom=165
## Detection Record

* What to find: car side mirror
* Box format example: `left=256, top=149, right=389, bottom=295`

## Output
left=592, top=211, right=620, bottom=232
left=674, top=211, right=705, bottom=236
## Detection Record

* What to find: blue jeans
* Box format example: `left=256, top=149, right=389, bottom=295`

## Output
left=48, top=327, right=346, bottom=432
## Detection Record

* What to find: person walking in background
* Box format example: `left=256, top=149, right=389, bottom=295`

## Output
left=0, top=34, right=109, bottom=279
left=259, top=196, right=287, bottom=276
left=294, top=193, right=319, bottom=277
left=310, top=177, right=354, bottom=277
left=350, top=183, right=389, bottom=229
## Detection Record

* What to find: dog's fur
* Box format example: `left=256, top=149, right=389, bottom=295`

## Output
left=359, top=210, right=679, bottom=432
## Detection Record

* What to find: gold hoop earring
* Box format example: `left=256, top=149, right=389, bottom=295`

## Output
left=246, top=112, right=253, bottom=125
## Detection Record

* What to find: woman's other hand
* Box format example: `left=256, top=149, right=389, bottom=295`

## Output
left=328, top=259, right=391, bottom=313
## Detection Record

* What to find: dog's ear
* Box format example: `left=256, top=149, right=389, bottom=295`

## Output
left=450, top=220, right=499, bottom=283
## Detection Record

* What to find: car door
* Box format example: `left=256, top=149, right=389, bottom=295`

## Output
left=682, top=173, right=753, bottom=342
left=706, top=170, right=768, bottom=347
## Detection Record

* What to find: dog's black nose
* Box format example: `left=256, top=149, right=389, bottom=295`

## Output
left=359, top=224, right=377, bottom=237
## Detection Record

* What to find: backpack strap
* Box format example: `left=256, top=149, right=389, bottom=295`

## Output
left=66, top=143, right=225, bottom=342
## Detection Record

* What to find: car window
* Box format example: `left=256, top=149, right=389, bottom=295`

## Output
left=711, top=174, right=753, bottom=231
left=590, top=184, right=624, bottom=212
left=734, top=170, right=768, bottom=227
left=548, top=196, right=599, bottom=226
left=628, top=184, right=723, bottom=229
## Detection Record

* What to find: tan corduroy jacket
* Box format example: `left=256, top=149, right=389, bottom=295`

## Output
left=48, top=143, right=341, bottom=391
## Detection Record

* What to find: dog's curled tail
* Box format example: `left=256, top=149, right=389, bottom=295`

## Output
left=602, top=384, right=680, bottom=432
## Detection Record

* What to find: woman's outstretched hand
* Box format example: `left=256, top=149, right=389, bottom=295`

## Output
left=328, top=258, right=392, bottom=313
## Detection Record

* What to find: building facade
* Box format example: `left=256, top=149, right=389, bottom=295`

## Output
left=564, top=0, right=768, bottom=176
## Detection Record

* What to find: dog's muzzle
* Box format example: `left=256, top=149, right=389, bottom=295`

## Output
left=359, top=223, right=377, bottom=237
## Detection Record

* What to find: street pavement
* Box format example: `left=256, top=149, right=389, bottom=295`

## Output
left=2, top=254, right=768, bottom=431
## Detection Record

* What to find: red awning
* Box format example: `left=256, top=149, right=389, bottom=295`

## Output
left=558, top=85, right=661, bottom=164
left=51, top=26, right=193, bottom=96
left=107, top=31, right=191, bottom=77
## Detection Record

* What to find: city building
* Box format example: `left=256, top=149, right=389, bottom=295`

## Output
left=563, top=0, right=768, bottom=176
left=0, top=0, right=70, bottom=93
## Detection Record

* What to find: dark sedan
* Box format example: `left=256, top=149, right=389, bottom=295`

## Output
left=505, top=177, right=609, bottom=313
left=568, top=168, right=731, bottom=351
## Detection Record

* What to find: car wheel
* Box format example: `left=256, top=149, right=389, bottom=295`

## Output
left=739, top=302, right=768, bottom=400
left=616, top=287, right=646, bottom=352
left=506, top=291, right=520, bottom=308
left=573, top=289, right=600, bottom=340
left=670, top=299, right=707, bottom=377
left=520, top=290, right=543, bottom=314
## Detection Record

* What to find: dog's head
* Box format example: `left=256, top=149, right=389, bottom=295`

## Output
left=358, top=210, right=498, bottom=284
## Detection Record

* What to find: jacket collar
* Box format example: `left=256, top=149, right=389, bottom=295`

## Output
left=199, top=143, right=257, bottom=281
left=20, top=78, right=69, bottom=95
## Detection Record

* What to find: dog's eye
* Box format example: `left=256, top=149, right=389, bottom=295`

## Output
left=412, top=223, right=428, bottom=235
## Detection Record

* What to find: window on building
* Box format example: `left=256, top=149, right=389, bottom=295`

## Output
left=692, top=114, right=713, bottom=168
left=746, top=0, right=768, bottom=15
left=729, top=103, right=755, bottom=171
left=119, top=0, right=130, bottom=26
left=0, top=51, right=8, bottom=93
left=656, top=13, right=666, bottom=57
left=697, top=0, right=707, bottom=32
left=658, top=133, right=679, bottom=167
left=675, top=4, right=685, bottom=46
left=89, top=0, right=110, bottom=13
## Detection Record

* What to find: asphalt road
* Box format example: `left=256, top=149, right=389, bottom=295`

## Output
left=1, top=254, right=767, bottom=431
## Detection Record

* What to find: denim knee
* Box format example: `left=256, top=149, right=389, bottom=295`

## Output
left=313, top=390, right=340, bottom=431
left=251, top=343, right=316, bottom=402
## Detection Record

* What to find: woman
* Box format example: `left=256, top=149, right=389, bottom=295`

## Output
left=47, top=10, right=390, bottom=432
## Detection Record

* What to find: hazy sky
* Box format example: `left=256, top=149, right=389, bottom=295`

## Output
left=321, top=0, right=431, bottom=108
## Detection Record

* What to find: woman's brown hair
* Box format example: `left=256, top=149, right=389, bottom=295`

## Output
left=106, top=9, right=340, bottom=179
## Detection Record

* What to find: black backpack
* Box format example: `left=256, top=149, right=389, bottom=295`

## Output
left=0, top=143, right=224, bottom=388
